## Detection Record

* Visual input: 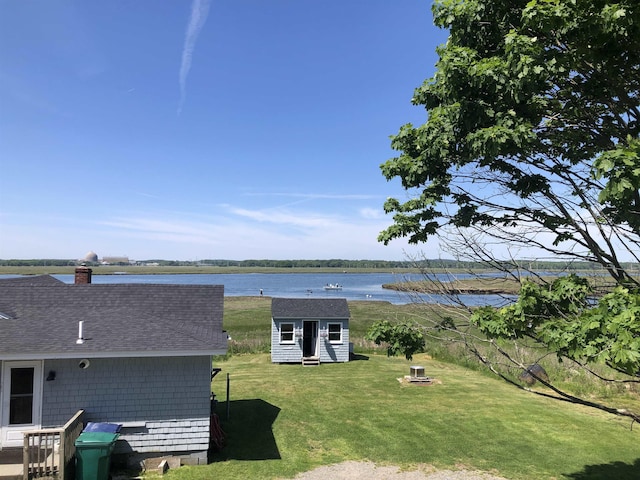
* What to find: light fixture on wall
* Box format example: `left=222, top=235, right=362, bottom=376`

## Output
left=46, top=370, right=56, bottom=381
left=294, top=326, right=303, bottom=339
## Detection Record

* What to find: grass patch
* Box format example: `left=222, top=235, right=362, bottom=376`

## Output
left=172, top=354, right=639, bottom=480
left=384, top=277, right=526, bottom=295
left=221, top=297, right=640, bottom=414
left=383, top=274, right=630, bottom=296
left=223, top=296, right=273, bottom=354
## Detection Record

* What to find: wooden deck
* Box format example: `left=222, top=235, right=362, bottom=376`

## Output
left=0, top=446, right=65, bottom=480
left=0, top=409, right=85, bottom=480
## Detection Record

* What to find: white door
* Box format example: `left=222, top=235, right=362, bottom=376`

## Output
left=1, top=361, right=43, bottom=448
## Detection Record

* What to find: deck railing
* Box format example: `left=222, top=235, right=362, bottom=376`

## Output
left=23, top=410, right=85, bottom=480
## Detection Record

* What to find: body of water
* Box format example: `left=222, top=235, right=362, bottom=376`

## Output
left=23, top=272, right=514, bottom=306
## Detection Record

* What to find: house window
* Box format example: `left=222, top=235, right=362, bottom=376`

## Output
left=9, top=367, right=34, bottom=424
left=280, top=323, right=295, bottom=343
left=328, top=323, right=342, bottom=343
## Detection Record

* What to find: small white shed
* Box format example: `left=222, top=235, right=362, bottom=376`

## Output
left=271, top=298, right=350, bottom=365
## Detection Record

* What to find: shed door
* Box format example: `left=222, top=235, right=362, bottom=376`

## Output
left=1, top=361, right=43, bottom=448
left=302, top=321, right=318, bottom=357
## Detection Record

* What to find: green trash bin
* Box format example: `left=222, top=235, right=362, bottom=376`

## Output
left=75, top=431, right=120, bottom=480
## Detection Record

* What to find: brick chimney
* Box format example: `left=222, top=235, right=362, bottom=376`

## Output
left=74, top=266, right=92, bottom=284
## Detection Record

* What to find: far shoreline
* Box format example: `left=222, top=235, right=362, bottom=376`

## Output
left=0, top=265, right=442, bottom=276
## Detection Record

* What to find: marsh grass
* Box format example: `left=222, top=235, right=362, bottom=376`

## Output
left=222, top=297, right=640, bottom=413
left=168, top=354, right=640, bottom=480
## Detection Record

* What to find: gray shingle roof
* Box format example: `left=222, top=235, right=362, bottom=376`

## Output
left=271, top=298, right=350, bottom=319
left=0, top=274, right=65, bottom=286
left=0, top=277, right=227, bottom=359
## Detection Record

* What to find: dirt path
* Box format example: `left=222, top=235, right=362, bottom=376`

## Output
left=286, top=461, right=510, bottom=480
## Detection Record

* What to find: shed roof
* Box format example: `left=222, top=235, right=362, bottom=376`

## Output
left=0, top=276, right=227, bottom=360
left=271, top=297, right=350, bottom=319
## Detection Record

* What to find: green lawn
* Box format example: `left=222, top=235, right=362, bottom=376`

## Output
left=166, top=353, right=639, bottom=480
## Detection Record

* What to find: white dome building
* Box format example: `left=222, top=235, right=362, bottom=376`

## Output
left=82, top=251, right=99, bottom=263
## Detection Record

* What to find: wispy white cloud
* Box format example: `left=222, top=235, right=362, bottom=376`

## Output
left=134, top=191, right=160, bottom=199
left=178, top=0, right=211, bottom=115
left=238, top=192, right=385, bottom=211
left=243, top=192, right=381, bottom=201
left=0, top=205, right=430, bottom=261
left=93, top=209, right=421, bottom=260
left=229, top=207, right=335, bottom=228
left=359, top=207, right=384, bottom=219
left=0, top=72, right=65, bottom=116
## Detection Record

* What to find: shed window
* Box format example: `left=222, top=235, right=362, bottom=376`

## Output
left=280, top=323, right=295, bottom=343
left=328, top=323, right=342, bottom=343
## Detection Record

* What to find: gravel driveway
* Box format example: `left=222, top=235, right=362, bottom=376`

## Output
left=285, top=461, right=510, bottom=480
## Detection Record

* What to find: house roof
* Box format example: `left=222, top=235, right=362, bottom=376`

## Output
left=271, top=298, right=350, bottom=319
left=0, top=276, right=227, bottom=360
left=0, top=274, right=65, bottom=286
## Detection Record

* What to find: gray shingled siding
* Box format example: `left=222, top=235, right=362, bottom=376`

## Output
left=319, top=320, right=350, bottom=362
left=271, top=319, right=349, bottom=363
left=42, top=356, right=211, bottom=454
left=271, top=320, right=303, bottom=363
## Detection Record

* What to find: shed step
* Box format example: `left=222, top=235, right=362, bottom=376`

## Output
left=302, top=357, right=320, bottom=366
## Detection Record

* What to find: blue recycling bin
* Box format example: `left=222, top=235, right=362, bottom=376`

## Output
left=83, top=422, right=122, bottom=433
left=75, top=431, right=119, bottom=480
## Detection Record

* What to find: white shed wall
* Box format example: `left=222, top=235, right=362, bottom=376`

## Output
left=271, top=319, right=349, bottom=363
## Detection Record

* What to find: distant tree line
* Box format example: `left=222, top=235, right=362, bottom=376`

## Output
left=1, top=258, right=636, bottom=271
left=0, top=259, right=78, bottom=267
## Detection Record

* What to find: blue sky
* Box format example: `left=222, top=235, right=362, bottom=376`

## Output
left=0, top=0, right=448, bottom=261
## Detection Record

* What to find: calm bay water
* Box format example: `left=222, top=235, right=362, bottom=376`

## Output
left=36, top=272, right=514, bottom=306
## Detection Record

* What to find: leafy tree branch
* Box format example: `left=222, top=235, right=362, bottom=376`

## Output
left=378, top=0, right=640, bottom=423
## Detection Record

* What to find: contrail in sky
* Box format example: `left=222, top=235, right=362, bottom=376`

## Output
left=178, top=0, right=211, bottom=115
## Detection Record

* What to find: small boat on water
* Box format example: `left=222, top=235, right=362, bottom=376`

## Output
left=323, top=283, right=343, bottom=291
